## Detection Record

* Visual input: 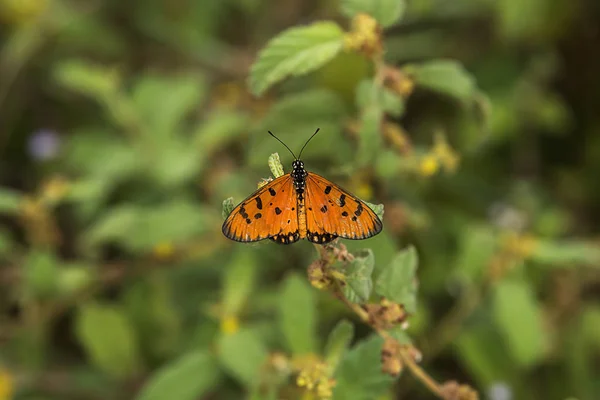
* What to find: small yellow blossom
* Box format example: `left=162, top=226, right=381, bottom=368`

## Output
left=501, top=232, right=538, bottom=259
left=211, top=82, right=244, bottom=109
left=419, top=154, right=440, bottom=177
left=152, top=241, right=175, bottom=260
left=220, top=315, right=240, bottom=335
left=432, top=132, right=460, bottom=173
left=343, top=13, right=383, bottom=57
left=295, top=357, right=336, bottom=400
left=40, top=176, right=70, bottom=204
left=0, top=368, right=13, bottom=400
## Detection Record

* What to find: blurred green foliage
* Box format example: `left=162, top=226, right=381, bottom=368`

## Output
left=1, top=0, right=599, bottom=399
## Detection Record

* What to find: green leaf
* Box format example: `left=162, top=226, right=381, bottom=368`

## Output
left=124, top=275, right=181, bottom=360
left=340, top=0, right=407, bottom=28
left=493, top=279, right=547, bottom=367
left=218, top=329, right=269, bottom=387
left=75, top=303, right=141, bottom=378
left=248, top=21, right=344, bottom=96
left=0, top=187, right=23, bottom=215
left=251, top=89, right=349, bottom=167
left=24, top=250, right=59, bottom=299
left=333, top=335, right=394, bottom=400
left=222, top=197, right=235, bottom=219
left=279, top=274, right=317, bottom=354
left=406, top=59, right=476, bottom=103
left=364, top=201, right=384, bottom=221
left=53, top=59, right=120, bottom=99
left=357, top=106, right=383, bottom=166
left=324, top=320, right=354, bottom=370
left=132, top=73, right=206, bottom=136
left=375, top=246, right=419, bottom=313
left=388, top=326, right=412, bottom=345
left=342, top=249, right=375, bottom=303
left=222, top=248, right=258, bottom=316
left=83, top=202, right=215, bottom=253
left=135, top=350, right=219, bottom=400
left=0, top=228, right=14, bottom=257
left=531, top=239, right=600, bottom=267
left=454, top=224, right=498, bottom=281
left=268, top=153, right=285, bottom=178
left=356, top=79, right=405, bottom=117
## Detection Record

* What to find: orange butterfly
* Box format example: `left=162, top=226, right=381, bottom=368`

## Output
left=222, top=129, right=383, bottom=244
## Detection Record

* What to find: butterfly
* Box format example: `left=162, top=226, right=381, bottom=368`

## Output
left=222, top=129, right=383, bottom=244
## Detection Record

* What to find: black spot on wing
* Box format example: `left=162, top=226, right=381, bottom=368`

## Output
left=275, top=207, right=282, bottom=215
left=342, top=211, right=348, bottom=217
left=269, top=188, right=276, bottom=196
left=339, top=194, right=346, bottom=207
left=324, top=186, right=332, bottom=194
left=255, top=197, right=263, bottom=210
left=320, top=205, right=327, bottom=213
left=254, top=213, right=262, bottom=219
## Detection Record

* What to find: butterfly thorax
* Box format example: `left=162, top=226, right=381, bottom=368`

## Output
left=291, top=160, right=308, bottom=200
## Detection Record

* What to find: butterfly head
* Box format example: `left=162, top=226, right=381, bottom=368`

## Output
left=292, top=160, right=304, bottom=170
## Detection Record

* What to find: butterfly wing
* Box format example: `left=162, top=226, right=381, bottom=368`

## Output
left=222, top=175, right=301, bottom=244
left=304, top=172, right=382, bottom=243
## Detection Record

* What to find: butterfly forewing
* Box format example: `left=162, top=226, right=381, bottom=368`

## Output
left=222, top=175, right=301, bottom=243
left=304, top=173, right=382, bottom=243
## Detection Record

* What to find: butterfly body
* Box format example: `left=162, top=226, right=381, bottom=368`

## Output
left=222, top=158, right=383, bottom=245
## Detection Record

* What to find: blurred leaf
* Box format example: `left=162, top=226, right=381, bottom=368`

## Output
left=0, top=187, right=23, bottom=215
left=249, top=21, right=345, bottom=96
left=493, top=279, right=547, bottom=367
left=279, top=274, right=317, bottom=354
left=53, top=59, right=120, bottom=99
left=193, top=110, right=250, bottom=154
left=375, top=246, right=418, bottom=313
left=56, top=264, right=94, bottom=295
left=340, top=0, right=406, bottom=28
left=124, top=275, right=181, bottom=360
left=455, top=324, right=516, bottom=387
left=454, top=224, right=497, bottom=281
left=324, top=319, right=354, bottom=370
left=132, top=73, right=206, bottom=136
left=135, top=350, right=219, bottom=400
left=0, top=228, right=14, bottom=257
left=222, top=248, right=257, bottom=316
left=83, top=201, right=215, bottom=253
left=406, top=59, right=476, bottom=103
left=150, top=137, right=202, bottom=187
left=388, top=326, right=412, bottom=345
left=356, top=79, right=405, bottom=117
left=218, top=328, right=269, bottom=387
left=333, top=335, right=394, bottom=400
left=581, top=305, right=600, bottom=350
left=75, top=303, right=141, bottom=378
left=531, top=239, right=600, bottom=267
left=251, top=89, right=349, bottom=167
left=24, top=250, right=59, bottom=299
left=357, top=106, right=383, bottom=166
left=342, top=249, right=375, bottom=303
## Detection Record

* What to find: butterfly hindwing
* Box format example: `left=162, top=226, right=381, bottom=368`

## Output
left=222, top=175, right=301, bottom=243
left=304, top=172, right=382, bottom=243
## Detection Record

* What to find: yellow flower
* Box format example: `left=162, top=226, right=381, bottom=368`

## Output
left=419, top=154, right=439, bottom=177
left=220, top=315, right=240, bottom=335
left=0, top=368, right=13, bottom=400
left=295, top=357, right=336, bottom=400
left=432, top=132, right=460, bottom=173
left=152, top=241, right=175, bottom=260
left=343, top=13, right=383, bottom=57
left=501, top=232, right=538, bottom=259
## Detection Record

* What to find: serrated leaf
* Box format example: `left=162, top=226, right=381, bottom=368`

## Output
left=135, top=350, right=219, bottom=400
left=218, top=329, right=269, bottom=387
left=375, top=246, right=418, bottom=313
left=249, top=21, right=344, bottom=96
left=333, top=335, right=394, bottom=400
left=493, top=279, right=547, bottom=367
left=222, top=248, right=257, bottom=316
left=0, top=187, right=23, bottom=215
left=343, top=249, right=375, bottom=303
left=340, top=0, right=406, bottom=28
left=75, top=303, right=141, bottom=378
left=406, top=59, right=476, bottom=103
left=222, top=197, right=235, bottom=219
left=279, top=274, right=317, bottom=354
left=357, top=106, right=383, bottom=166
left=324, top=320, right=354, bottom=369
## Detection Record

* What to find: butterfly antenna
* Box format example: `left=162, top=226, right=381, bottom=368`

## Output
left=298, top=128, right=320, bottom=159
left=268, top=131, right=297, bottom=159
